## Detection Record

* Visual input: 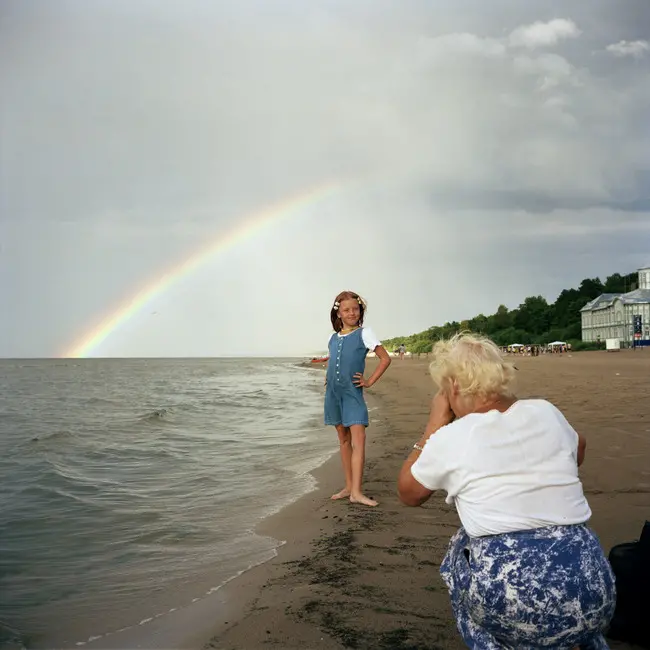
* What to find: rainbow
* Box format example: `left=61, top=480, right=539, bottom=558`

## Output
left=63, top=181, right=340, bottom=358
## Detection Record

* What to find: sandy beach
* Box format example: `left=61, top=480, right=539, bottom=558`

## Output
left=203, top=351, right=650, bottom=650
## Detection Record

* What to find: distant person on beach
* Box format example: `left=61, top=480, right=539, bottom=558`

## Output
left=325, top=291, right=391, bottom=507
left=397, top=332, right=616, bottom=648
left=398, top=344, right=406, bottom=360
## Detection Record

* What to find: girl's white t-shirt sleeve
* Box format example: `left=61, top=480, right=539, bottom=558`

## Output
left=361, top=326, right=381, bottom=351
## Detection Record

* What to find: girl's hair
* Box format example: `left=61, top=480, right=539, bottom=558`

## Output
left=330, top=291, right=366, bottom=332
left=429, top=331, right=516, bottom=398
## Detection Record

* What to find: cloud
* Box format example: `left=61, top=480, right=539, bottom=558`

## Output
left=508, top=19, right=581, bottom=49
left=606, top=39, right=649, bottom=58
left=1, top=2, right=649, bottom=357
left=417, top=32, right=506, bottom=59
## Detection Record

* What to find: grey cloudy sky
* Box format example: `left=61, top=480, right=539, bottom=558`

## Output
left=1, top=0, right=649, bottom=357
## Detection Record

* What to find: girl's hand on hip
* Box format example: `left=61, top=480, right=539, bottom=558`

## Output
left=353, top=373, right=371, bottom=388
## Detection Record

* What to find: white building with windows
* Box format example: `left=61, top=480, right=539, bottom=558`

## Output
left=581, top=266, right=650, bottom=344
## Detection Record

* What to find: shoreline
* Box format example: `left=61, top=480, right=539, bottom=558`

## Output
left=60, top=365, right=337, bottom=650
left=199, top=363, right=465, bottom=649
left=199, top=391, right=391, bottom=649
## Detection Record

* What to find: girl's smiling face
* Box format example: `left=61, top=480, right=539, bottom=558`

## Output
left=338, top=299, right=361, bottom=329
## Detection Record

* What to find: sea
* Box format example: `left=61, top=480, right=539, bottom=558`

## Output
left=0, top=358, right=335, bottom=649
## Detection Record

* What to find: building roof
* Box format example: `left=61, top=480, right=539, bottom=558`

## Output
left=581, top=289, right=650, bottom=312
left=619, top=288, right=650, bottom=304
left=580, top=293, right=622, bottom=312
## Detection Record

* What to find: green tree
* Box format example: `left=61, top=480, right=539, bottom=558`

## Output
left=603, top=272, right=637, bottom=293
left=514, top=296, right=551, bottom=335
left=578, top=278, right=604, bottom=300
left=491, top=327, right=530, bottom=346
left=550, top=289, right=581, bottom=328
left=487, top=305, right=512, bottom=333
left=469, top=314, right=489, bottom=333
left=412, top=340, right=433, bottom=354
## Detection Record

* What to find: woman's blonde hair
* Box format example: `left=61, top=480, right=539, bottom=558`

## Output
left=429, top=332, right=516, bottom=398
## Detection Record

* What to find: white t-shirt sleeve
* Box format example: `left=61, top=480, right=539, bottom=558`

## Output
left=326, top=333, right=334, bottom=352
left=410, top=421, right=464, bottom=498
left=361, top=326, right=381, bottom=351
left=543, top=400, right=580, bottom=459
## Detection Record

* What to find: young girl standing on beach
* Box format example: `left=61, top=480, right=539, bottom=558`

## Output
left=325, top=291, right=391, bottom=507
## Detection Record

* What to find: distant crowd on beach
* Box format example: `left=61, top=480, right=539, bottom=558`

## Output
left=366, top=342, right=573, bottom=360
left=503, top=343, right=571, bottom=356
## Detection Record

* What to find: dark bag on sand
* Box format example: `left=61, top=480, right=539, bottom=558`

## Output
left=606, top=520, right=650, bottom=648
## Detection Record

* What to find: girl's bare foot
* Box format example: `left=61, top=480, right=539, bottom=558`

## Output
left=331, top=488, right=351, bottom=500
left=349, top=493, right=378, bottom=507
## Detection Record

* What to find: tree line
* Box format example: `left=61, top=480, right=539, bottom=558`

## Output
left=382, top=271, right=638, bottom=354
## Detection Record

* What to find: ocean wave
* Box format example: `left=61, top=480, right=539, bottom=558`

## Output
left=28, top=429, right=77, bottom=445
left=83, top=396, right=123, bottom=407
left=0, top=620, right=26, bottom=650
left=138, top=408, right=171, bottom=422
left=3, top=480, right=108, bottom=519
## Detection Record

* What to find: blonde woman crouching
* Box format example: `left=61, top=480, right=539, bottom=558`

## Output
left=398, top=332, right=616, bottom=649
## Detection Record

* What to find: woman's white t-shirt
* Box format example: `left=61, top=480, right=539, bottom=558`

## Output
left=410, top=399, right=592, bottom=538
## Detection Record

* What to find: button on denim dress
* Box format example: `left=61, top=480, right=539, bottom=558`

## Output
left=324, top=328, right=369, bottom=427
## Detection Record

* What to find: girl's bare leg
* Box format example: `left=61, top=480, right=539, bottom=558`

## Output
left=348, top=424, right=378, bottom=506
left=331, top=425, right=352, bottom=499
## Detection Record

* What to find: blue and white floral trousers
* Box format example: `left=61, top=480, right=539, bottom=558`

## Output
left=440, top=524, right=617, bottom=649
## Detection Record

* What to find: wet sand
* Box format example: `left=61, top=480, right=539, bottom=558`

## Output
left=203, top=351, right=650, bottom=650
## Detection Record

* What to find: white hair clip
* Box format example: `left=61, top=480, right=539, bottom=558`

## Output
left=333, top=301, right=340, bottom=310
